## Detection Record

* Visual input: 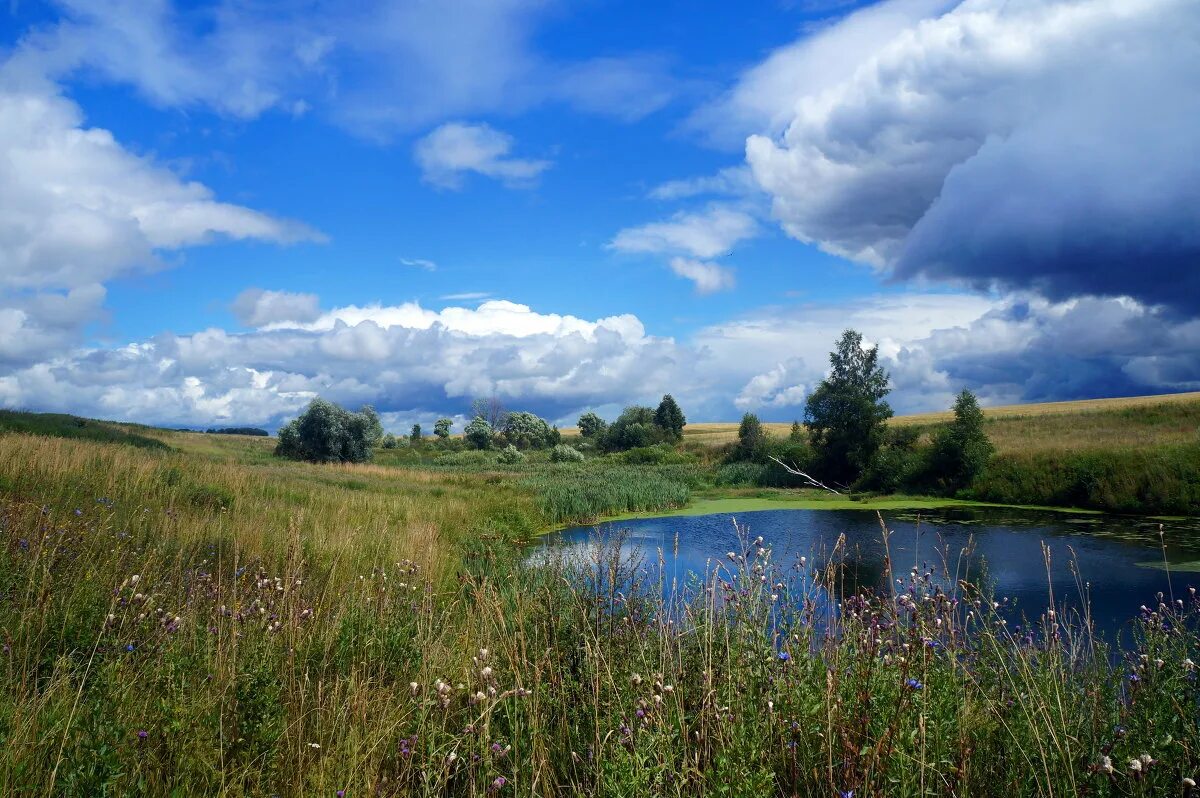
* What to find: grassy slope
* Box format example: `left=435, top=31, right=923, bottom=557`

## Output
left=0, top=409, right=170, bottom=450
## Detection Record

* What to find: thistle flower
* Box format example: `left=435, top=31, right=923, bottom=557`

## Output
left=136, top=729, right=148, bottom=741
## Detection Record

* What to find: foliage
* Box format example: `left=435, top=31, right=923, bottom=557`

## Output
left=730, top=413, right=770, bottom=463
left=805, top=329, right=893, bottom=486
left=274, top=398, right=383, bottom=463
left=497, top=444, right=526, bottom=464
left=577, top=411, right=607, bottom=439
left=653, top=394, right=687, bottom=441
left=205, top=426, right=269, bottom=436
left=0, top=409, right=169, bottom=450
left=600, top=406, right=668, bottom=452
left=501, top=411, right=557, bottom=450
left=410, top=424, right=422, bottom=443
left=928, top=389, right=995, bottom=492
left=381, top=433, right=399, bottom=449
left=549, top=444, right=585, bottom=463
left=519, top=465, right=693, bottom=523
left=434, top=417, right=452, bottom=439
left=464, top=416, right=494, bottom=450
left=789, top=420, right=805, bottom=442
left=618, top=444, right=693, bottom=465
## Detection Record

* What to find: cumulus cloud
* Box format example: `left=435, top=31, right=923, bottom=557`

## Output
left=648, top=167, right=758, bottom=201
left=734, top=359, right=808, bottom=411
left=740, top=0, right=1200, bottom=312
left=0, top=52, right=323, bottom=366
left=668, top=258, right=736, bottom=294
left=232, top=289, right=322, bottom=328
left=609, top=205, right=758, bottom=260
left=414, top=122, right=551, bottom=189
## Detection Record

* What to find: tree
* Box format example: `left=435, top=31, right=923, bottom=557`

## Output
left=929, top=389, right=994, bottom=492
left=410, top=424, right=422, bottom=444
left=577, top=412, right=607, bottom=439
left=732, top=412, right=769, bottom=462
left=464, top=416, right=494, bottom=450
left=501, top=411, right=555, bottom=450
left=470, top=395, right=509, bottom=430
left=653, top=394, right=687, bottom=441
left=789, top=420, right=805, bottom=443
left=804, top=329, right=893, bottom=486
left=434, top=418, right=452, bottom=440
left=600, top=406, right=661, bottom=452
left=274, top=398, right=383, bottom=464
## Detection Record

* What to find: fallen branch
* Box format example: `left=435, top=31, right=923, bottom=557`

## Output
left=767, top=456, right=842, bottom=495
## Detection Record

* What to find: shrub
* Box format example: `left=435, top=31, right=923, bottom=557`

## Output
left=497, top=444, right=526, bottom=464
left=275, top=399, right=383, bottom=463
left=928, top=389, right=994, bottom=492
left=380, top=433, right=399, bottom=449
left=501, top=412, right=556, bottom=450
left=549, top=444, right=585, bottom=463
left=600, top=406, right=666, bottom=452
left=577, top=412, right=607, bottom=439
left=618, top=444, right=691, bottom=465
left=464, top=417, right=494, bottom=450
left=730, top=413, right=769, bottom=463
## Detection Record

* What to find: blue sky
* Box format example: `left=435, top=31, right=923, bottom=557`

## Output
left=1, top=0, right=1197, bottom=431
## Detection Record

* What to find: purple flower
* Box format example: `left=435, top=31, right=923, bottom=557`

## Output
left=136, top=730, right=148, bottom=741
left=126, top=643, right=135, bottom=652
left=778, top=651, right=791, bottom=662
left=336, top=792, right=345, bottom=797
left=840, top=791, right=855, bottom=798
left=492, top=776, right=507, bottom=790
left=905, top=678, right=923, bottom=691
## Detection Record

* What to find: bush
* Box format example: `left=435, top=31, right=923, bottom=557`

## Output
left=464, top=417, right=494, bottom=450
left=502, top=412, right=556, bottom=450
left=577, top=412, right=607, bottom=439
left=928, top=390, right=994, bottom=492
left=601, top=406, right=667, bottom=452
left=618, top=444, right=692, bottom=465
left=275, top=399, right=383, bottom=463
left=729, top=413, right=769, bottom=463
left=497, top=444, right=526, bottom=464
left=549, top=444, right=585, bottom=463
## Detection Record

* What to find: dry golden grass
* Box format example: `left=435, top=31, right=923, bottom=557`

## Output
left=680, top=391, right=1200, bottom=454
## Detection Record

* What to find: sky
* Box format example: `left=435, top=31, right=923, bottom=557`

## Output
left=0, top=0, right=1197, bottom=432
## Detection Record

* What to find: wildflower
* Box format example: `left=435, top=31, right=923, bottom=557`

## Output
left=126, top=643, right=135, bottom=652
left=491, top=776, right=507, bottom=790
left=410, top=682, right=421, bottom=696
left=136, top=729, right=148, bottom=741
left=308, top=742, right=321, bottom=749
left=840, top=791, right=854, bottom=798
left=337, top=792, right=345, bottom=797
left=1185, top=659, right=1196, bottom=671
left=777, top=651, right=790, bottom=663
left=1128, top=759, right=1142, bottom=773
left=481, top=666, right=494, bottom=680
left=1099, top=755, right=1113, bottom=774
left=1184, top=777, right=1196, bottom=787
left=905, top=678, right=924, bottom=691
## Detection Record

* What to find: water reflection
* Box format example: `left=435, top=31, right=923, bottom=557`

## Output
left=544, top=507, right=1200, bottom=642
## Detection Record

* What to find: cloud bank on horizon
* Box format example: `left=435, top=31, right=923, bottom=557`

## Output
left=0, top=0, right=1196, bottom=431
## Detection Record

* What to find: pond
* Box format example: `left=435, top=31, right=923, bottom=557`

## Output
left=546, top=506, right=1200, bottom=641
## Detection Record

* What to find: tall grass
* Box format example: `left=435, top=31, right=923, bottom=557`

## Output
left=519, top=465, right=698, bottom=525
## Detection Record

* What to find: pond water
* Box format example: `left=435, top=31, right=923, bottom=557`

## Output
left=547, top=506, right=1200, bottom=641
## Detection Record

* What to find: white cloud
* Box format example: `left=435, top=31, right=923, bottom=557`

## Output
left=668, top=258, right=735, bottom=294
left=399, top=257, right=438, bottom=271
left=609, top=205, right=758, bottom=260
left=414, top=122, right=551, bottom=189
left=648, top=167, right=758, bottom=201
left=739, top=0, right=1200, bottom=311
left=734, top=359, right=809, bottom=411
left=14, top=1, right=676, bottom=138
left=232, top=289, right=322, bottom=328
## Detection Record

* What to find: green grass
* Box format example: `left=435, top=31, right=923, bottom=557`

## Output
left=0, top=421, right=1199, bottom=795
left=0, top=409, right=170, bottom=450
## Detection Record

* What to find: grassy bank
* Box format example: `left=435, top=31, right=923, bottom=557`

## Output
left=0, top=427, right=1198, bottom=795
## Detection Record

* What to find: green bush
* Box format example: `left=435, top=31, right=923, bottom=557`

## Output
left=498, top=444, right=526, bottom=464
left=549, top=444, right=585, bottom=463
left=275, top=399, right=383, bottom=463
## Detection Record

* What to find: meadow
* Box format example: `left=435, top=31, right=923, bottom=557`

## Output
left=0, top=401, right=1198, bottom=796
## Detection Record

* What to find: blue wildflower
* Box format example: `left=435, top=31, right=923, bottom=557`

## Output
left=905, top=678, right=924, bottom=691
left=778, top=651, right=791, bottom=662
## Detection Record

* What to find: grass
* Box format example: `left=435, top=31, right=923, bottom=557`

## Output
left=1, top=407, right=1199, bottom=794
left=682, top=391, right=1200, bottom=455
left=0, top=409, right=170, bottom=451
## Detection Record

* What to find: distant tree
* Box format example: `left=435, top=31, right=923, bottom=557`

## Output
left=653, top=394, right=687, bottom=441
left=789, top=420, right=805, bottom=443
left=471, top=395, right=510, bottom=430
left=410, top=424, right=422, bottom=444
left=600, top=406, right=661, bottom=452
left=381, top=433, right=399, bottom=449
left=275, top=399, right=383, bottom=464
left=804, top=329, right=893, bottom=486
left=502, top=411, right=556, bottom=450
left=434, top=417, right=452, bottom=440
left=206, top=427, right=269, bottom=436
left=577, top=412, right=607, bottom=439
left=732, top=412, right=769, bottom=462
left=464, top=416, right=494, bottom=450
left=929, top=389, right=994, bottom=492
left=550, top=444, right=585, bottom=463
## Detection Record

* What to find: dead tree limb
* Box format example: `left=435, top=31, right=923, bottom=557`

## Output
left=767, top=456, right=842, bottom=495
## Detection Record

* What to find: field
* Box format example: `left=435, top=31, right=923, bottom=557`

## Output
left=1, top=398, right=1199, bottom=795
left=681, top=390, right=1200, bottom=454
